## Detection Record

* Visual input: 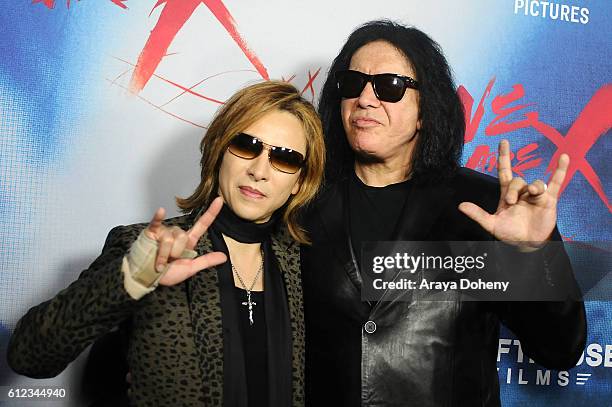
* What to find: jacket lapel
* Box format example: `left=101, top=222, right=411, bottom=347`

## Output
left=271, top=228, right=305, bottom=407
left=314, top=180, right=364, bottom=291
left=188, top=231, right=224, bottom=406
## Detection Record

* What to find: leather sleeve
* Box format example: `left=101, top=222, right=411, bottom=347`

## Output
left=492, top=230, right=587, bottom=370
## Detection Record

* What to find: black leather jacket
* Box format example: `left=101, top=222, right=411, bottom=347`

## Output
left=302, top=168, right=586, bottom=406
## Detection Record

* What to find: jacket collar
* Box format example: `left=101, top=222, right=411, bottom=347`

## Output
left=270, top=227, right=305, bottom=406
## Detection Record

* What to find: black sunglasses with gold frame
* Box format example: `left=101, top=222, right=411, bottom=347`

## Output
left=227, top=132, right=305, bottom=174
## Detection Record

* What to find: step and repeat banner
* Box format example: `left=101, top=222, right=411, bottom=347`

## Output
left=1, top=0, right=610, bottom=405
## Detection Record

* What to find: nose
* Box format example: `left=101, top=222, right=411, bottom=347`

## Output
left=357, top=80, right=380, bottom=108
left=246, top=148, right=271, bottom=181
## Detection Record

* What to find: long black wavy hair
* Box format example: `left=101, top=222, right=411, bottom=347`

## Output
left=318, top=20, right=465, bottom=184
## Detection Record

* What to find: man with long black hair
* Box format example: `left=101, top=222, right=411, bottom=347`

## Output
left=302, top=20, right=586, bottom=406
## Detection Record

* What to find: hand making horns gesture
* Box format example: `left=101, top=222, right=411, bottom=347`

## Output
left=458, top=139, right=569, bottom=251
left=144, top=196, right=227, bottom=286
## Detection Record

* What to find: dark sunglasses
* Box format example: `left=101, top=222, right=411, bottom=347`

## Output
left=335, top=69, right=419, bottom=103
left=227, top=133, right=305, bottom=174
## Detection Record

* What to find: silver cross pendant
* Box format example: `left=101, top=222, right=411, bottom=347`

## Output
left=241, top=291, right=256, bottom=325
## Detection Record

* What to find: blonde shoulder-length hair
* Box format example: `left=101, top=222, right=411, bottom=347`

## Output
left=176, top=80, right=325, bottom=244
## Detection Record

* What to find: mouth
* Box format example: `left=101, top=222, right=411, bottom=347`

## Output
left=239, top=186, right=266, bottom=199
left=351, top=117, right=381, bottom=127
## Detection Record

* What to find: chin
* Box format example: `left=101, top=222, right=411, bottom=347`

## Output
left=350, top=140, right=382, bottom=160
left=354, top=149, right=385, bottom=164
left=232, top=204, right=271, bottom=223
left=350, top=133, right=381, bottom=149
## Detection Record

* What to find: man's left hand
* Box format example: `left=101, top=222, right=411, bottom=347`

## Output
left=458, top=139, right=569, bottom=251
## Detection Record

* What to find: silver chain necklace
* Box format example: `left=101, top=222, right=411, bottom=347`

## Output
left=232, top=249, right=264, bottom=325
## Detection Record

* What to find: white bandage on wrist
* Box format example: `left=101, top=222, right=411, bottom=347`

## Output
left=122, top=229, right=197, bottom=300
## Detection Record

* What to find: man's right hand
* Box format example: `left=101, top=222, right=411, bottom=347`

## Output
left=144, top=197, right=227, bottom=286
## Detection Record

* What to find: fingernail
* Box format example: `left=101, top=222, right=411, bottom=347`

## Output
left=156, top=264, right=165, bottom=273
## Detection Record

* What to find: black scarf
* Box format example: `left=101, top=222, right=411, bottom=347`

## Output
left=209, top=204, right=292, bottom=407
left=213, top=203, right=278, bottom=243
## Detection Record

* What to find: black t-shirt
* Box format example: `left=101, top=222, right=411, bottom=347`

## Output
left=348, top=171, right=413, bottom=269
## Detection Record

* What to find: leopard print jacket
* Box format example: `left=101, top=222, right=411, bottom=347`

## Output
left=7, top=212, right=305, bottom=406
